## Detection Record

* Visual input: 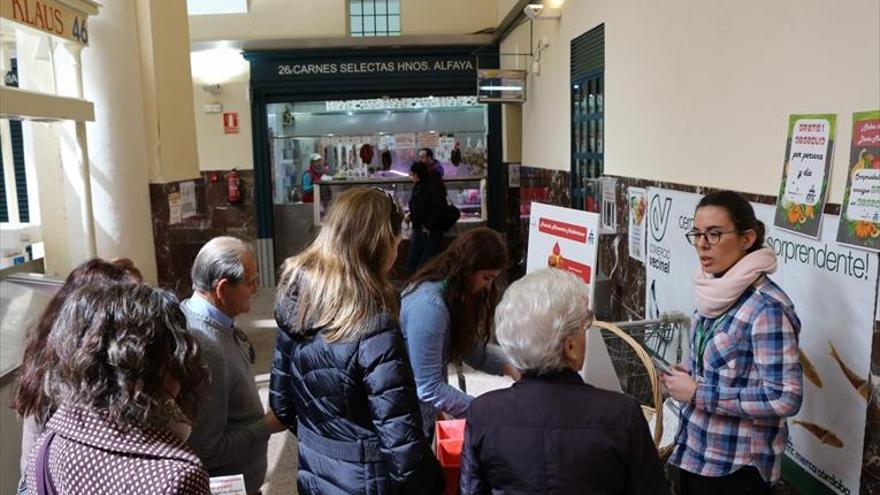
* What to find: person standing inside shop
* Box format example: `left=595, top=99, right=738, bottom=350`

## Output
left=419, top=147, right=444, bottom=177
left=301, top=153, right=326, bottom=203
left=405, top=161, right=449, bottom=275
left=662, top=190, right=803, bottom=495
left=270, top=189, right=444, bottom=495
left=401, top=227, right=520, bottom=440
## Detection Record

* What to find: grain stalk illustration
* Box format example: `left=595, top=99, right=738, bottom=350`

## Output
left=798, top=349, right=823, bottom=388
left=828, top=341, right=871, bottom=401
left=792, top=420, right=844, bottom=448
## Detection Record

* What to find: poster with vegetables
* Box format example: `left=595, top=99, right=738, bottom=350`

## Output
left=774, top=114, right=837, bottom=239
left=836, top=110, right=880, bottom=251
left=628, top=187, right=647, bottom=262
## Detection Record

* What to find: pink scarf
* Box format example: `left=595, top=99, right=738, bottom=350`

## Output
left=693, top=247, right=778, bottom=317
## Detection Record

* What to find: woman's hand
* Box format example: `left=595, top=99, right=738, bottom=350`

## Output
left=502, top=363, right=521, bottom=382
left=661, top=367, right=697, bottom=403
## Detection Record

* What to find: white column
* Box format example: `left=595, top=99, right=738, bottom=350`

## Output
left=80, top=0, right=157, bottom=282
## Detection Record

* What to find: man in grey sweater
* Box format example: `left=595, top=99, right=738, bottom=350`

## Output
left=182, top=236, right=284, bottom=494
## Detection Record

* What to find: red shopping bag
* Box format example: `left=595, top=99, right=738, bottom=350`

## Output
left=435, top=419, right=466, bottom=495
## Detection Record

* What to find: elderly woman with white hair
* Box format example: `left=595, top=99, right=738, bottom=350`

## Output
left=459, top=268, right=670, bottom=495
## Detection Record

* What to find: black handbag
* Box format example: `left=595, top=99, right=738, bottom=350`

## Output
left=438, top=202, right=460, bottom=232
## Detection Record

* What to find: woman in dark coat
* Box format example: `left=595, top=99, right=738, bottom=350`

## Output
left=270, top=188, right=444, bottom=495
left=405, top=161, right=449, bottom=275
left=460, top=268, right=670, bottom=495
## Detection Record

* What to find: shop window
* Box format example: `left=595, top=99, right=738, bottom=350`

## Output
left=349, top=0, right=400, bottom=37
left=570, top=24, right=604, bottom=211
left=1, top=60, right=30, bottom=223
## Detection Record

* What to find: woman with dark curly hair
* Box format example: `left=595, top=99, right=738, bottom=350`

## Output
left=400, top=227, right=520, bottom=439
left=11, top=258, right=142, bottom=494
left=22, top=283, right=210, bottom=495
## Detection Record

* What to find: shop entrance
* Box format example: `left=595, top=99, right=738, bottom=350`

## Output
left=245, top=47, right=502, bottom=285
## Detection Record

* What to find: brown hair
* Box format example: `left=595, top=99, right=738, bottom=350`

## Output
left=406, top=227, right=509, bottom=364
left=277, top=188, right=403, bottom=342
left=11, top=258, right=142, bottom=421
left=46, top=283, right=207, bottom=430
left=697, top=190, right=766, bottom=253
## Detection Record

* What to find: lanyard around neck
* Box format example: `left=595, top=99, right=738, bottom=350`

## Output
left=694, top=313, right=729, bottom=374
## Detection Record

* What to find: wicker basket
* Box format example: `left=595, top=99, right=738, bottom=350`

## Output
left=592, top=320, right=664, bottom=448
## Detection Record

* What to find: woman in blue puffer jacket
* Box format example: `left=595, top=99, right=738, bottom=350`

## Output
left=269, top=188, right=444, bottom=495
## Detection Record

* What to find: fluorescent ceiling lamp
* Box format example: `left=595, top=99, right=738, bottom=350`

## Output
left=479, top=85, right=524, bottom=91
left=187, top=0, right=247, bottom=15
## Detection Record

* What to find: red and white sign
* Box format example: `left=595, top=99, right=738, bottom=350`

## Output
left=223, top=112, right=239, bottom=134
left=527, top=202, right=600, bottom=306
left=538, top=218, right=588, bottom=243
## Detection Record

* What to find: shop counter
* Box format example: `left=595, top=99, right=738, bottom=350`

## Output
left=0, top=267, right=63, bottom=495
left=314, top=176, right=487, bottom=237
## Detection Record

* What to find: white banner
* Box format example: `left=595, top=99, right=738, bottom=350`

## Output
left=645, top=187, right=877, bottom=495
left=526, top=203, right=600, bottom=307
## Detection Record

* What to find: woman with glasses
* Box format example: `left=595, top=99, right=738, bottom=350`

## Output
left=663, top=190, right=803, bottom=495
left=459, top=268, right=669, bottom=494
left=271, top=188, right=444, bottom=495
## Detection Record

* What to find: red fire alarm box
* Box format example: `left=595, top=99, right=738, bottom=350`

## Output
left=223, top=112, right=239, bottom=134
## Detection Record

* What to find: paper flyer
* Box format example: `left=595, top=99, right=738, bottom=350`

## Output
left=836, top=110, right=880, bottom=252
left=209, top=474, right=247, bottom=495
left=773, top=114, right=837, bottom=239
left=628, top=187, right=647, bottom=262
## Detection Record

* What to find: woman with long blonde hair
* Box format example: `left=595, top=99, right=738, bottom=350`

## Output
left=269, top=188, right=444, bottom=495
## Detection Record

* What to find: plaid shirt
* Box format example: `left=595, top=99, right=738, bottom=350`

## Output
left=668, top=276, right=803, bottom=483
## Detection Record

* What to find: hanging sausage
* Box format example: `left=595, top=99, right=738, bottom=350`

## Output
left=381, top=149, right=393, bottom=171
left=450, top=141, right=462, bottom=167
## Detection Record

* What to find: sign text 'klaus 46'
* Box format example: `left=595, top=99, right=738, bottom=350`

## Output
left=1, top=0, right=95, bottom=46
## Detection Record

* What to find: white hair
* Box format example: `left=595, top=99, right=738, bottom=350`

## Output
left=191, top=236, right=253, bottom=292
left=495, top=268, right=593, bottom=373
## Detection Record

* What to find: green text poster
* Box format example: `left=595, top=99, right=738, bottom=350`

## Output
left=837, top=110, right=880, bottom=251
left=774, top=114, right=837, bottom=239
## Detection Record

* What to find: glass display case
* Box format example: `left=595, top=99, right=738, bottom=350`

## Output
left=314, top=176, right=486, bottom=237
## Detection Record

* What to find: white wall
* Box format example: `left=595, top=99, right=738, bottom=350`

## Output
left=188, top=0, right=497, bottom=41
left=83, top=0, right=159, bottom=282
left=401, top=0, right=496, bottom=35
left=188, top=0, right=347, bottom=42
left=501, top=0, right=880, bottom=203
left=191, top=49, right=253, bottom=170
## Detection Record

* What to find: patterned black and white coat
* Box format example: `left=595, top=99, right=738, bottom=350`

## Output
left=25, top=404, right=210, bottom=495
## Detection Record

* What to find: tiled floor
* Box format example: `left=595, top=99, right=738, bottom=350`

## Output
left=239, top=287, right=513, bottom=494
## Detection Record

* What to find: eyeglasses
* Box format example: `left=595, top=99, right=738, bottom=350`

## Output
left=685, top=229, right=739, bottom=246
left=372, top=187, right=403, bottom=222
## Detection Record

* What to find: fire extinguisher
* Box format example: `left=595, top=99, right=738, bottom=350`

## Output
left=226, top=169, right=242, bottom=204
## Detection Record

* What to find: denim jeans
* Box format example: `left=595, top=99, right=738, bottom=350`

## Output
left=406, top=228, right=444, bottom=276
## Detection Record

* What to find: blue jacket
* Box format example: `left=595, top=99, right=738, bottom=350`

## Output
left=400, top=281, right=508, bottom=436
left=270, top=278, right=444, bottom=495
